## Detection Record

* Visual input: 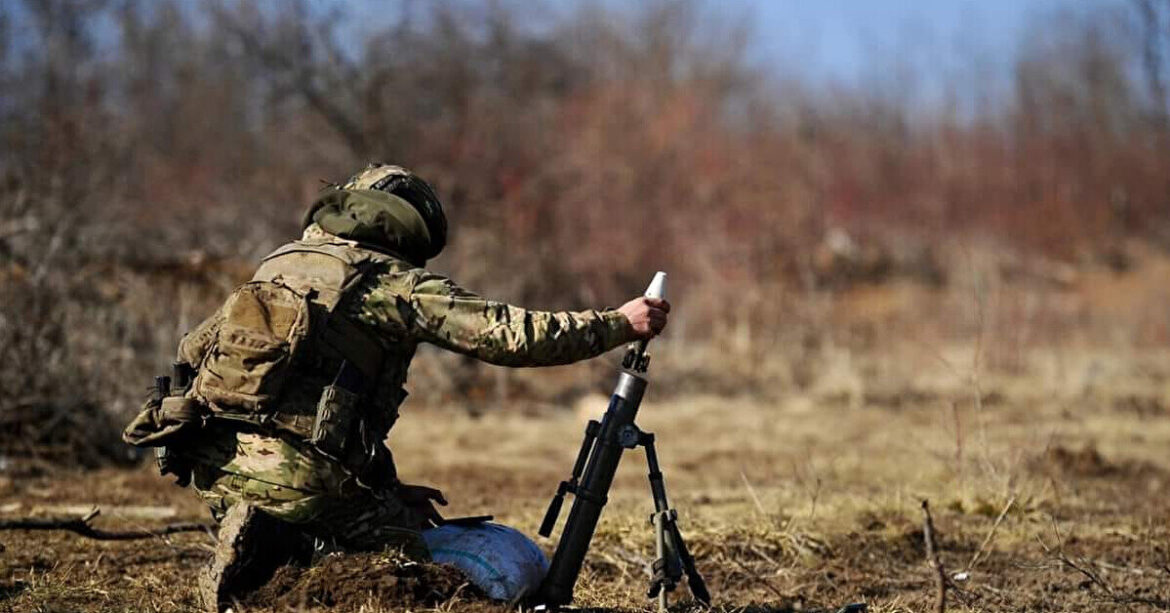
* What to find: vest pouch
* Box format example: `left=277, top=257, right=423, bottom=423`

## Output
left=122, top=395, right=206, bottom=448
left=312, top=384, right=359, bottom=459
left=196, top=282, right=311, bottom=414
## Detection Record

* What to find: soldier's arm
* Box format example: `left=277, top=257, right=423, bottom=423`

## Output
left=363, top=270, right=638, bottom=367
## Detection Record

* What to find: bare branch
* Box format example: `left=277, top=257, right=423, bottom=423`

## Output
left=1038, top=516, right=1170, bottom=609
left=209, top=1, right=368, bottom=155
left=0, top=508, right=213, bottom=541
left=920, top=500, right=947, bottom=613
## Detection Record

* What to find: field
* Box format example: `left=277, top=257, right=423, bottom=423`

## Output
left=4, top=3, right=1170, bottom=610
left=4, top=343, right=1169, bottom=612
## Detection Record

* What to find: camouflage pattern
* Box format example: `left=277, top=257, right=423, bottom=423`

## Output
left=352, top=248, right=634, bottom=368
left=189, top=429, right=428, bottom=558
left=183, top=202, right=636, bottom=554
left=189, top=439, right=428, bottom=559
left=342, top=163, right=416, bottom=190
left=186, top=428, right=356, bottom=521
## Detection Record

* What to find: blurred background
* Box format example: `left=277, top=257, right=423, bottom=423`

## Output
left=2, top=0, right=1169, bottom=467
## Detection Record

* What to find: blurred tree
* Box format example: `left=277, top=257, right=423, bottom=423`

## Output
left=2, top=0, right=1170, bottom=464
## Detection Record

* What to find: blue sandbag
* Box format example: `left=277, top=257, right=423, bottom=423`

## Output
left=422, top=522, right=549, bottom=601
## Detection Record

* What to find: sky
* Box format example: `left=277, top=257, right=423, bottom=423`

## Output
left=735, top=0, right=1078, bottom=80
left=703, top=0, right=1122, bottom=112
left=4, top=0, right=1122, bottom=98
left=340, top=0, right=1103, bottom=77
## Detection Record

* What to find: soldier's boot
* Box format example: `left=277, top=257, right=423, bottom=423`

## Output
left=198, top=503, right=309, bottom=612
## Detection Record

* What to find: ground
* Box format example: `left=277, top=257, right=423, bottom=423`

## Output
left=3, top=362, right=1170, bottom=612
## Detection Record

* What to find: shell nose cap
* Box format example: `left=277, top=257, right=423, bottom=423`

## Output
left=644, top=272, right=667, bottom=300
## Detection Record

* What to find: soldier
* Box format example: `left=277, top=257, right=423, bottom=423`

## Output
left=124, top=163, right=670, bottom=611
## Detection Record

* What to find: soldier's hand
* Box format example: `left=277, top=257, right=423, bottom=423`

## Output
left=398, top=483, right=448, bottom=527
left=618, top=296, right=671, bottom=339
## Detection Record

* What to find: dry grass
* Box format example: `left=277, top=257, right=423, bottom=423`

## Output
left=3, top=343, right=1169, bottom=612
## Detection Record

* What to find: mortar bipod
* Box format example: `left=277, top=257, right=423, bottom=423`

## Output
left=538, top=419, right=601, bottom=539
left=615, top=423, right=711, bottom=612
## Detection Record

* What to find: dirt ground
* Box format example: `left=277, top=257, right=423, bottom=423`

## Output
left=3, top=357, right=1170, bottom=612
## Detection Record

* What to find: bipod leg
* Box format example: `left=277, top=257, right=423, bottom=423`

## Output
left=665, top=518, right=711, bottom=606
left=651, top=509, right=670, bottom=613
left=539, top=420, right=600, bottom=538
left=639, top=431, right=710, bottom=608
left=636, top=430, right=685, bottom=611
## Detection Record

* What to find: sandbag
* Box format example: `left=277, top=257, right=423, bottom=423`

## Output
left=421, top=523, right=548, bottom=601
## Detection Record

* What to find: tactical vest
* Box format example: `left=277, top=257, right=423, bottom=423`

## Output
left=125, top=238, right=405, bottom=488
left=192, top=239, right=396, bottom=457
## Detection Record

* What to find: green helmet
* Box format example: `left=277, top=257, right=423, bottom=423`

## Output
left=304, top=163, right=448, bottom=264
left=342, top=163, right=447, bottom=254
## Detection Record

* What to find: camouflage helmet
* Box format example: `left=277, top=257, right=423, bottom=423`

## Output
left=304, top=188, right=439, bottom=265
left=341, top=163, right=448, bottom=258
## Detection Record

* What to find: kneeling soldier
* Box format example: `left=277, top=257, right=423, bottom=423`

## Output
left=122, top=163, right=670, bottom=611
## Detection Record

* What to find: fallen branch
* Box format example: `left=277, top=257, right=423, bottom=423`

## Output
left=920, top=499, right=947, bottom=613
left=0, top=508, right=212, bottom=541
left=1038, top=516, right=1170, bottom=609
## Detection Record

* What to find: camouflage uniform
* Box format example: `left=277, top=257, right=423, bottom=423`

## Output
left=178, top=183, right=636, bottom=556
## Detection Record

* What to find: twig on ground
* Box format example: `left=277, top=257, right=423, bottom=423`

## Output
left=920, top=499, right=947, bottom=613
left=0, top=507, right=213, bottom=541
left=728, top=555, right=788, bottom=602
left=965, top=495, right=1017, bottom=572
left=1037, top=516, right=1170, bottom=609
left=749, top=544, right=780, bottom=567
left=740, top=469, right=768, bottom=517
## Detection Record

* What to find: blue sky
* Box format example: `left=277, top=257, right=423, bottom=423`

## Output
left=697, top=0, right=1125, bottom=113
left=341, top=1, right=1101, bottom=78
left=4, top=0, right=1121, bottom=95
left=731, top=0, right=1102, bottom=82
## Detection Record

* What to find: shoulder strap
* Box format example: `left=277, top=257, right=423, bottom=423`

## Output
left=253, top=240, right=395, bottom=310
